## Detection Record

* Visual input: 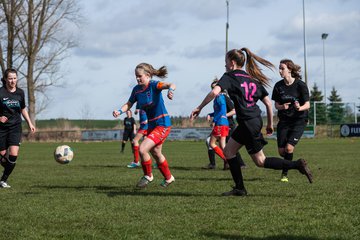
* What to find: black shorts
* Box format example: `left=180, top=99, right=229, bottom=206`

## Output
left=0, top=124, right=22, bottom=150
left=231, top=117, right=268, bottom=155
left=122, top=130, right=135, bottom=141
left=276, top=118, right=307, bottom=148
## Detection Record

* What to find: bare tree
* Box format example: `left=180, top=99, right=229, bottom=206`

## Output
left=0, top=0, right=81, bottom=125
left=0, top=0, right=25, bottom=71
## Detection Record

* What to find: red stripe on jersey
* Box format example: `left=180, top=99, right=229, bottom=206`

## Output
left=135, top=83, right=150, bottom=94
left=148, top=113, right=169, bottom=122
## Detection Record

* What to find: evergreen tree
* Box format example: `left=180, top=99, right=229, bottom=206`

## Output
left=309, top=83, right=326, bottom=124
left=327, top=87, right=344, bottom=124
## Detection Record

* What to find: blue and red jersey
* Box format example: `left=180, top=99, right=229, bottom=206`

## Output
left=129, top=80, right=171, bottom=129
left=138, top=109, right=148, bottom=130
left=208, top=93, right=229, bottom=127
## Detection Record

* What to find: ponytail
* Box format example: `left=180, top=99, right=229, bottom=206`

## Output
left=226, top=48, right=275, bottom=87
left=136, top=63, right=168, bottom=79
left=241, top=48, right=275, bottom=87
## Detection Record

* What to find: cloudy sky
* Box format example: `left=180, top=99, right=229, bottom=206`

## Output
left=38, top=0, right=360, bottom=120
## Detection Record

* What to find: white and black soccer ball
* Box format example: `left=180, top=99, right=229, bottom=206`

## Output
left=54, top=145, right=74, bottom=164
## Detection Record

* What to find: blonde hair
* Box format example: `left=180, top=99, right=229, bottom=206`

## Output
left=226, top=48, right=275, bottom=87
left=135, top=63, right=168, bottom=79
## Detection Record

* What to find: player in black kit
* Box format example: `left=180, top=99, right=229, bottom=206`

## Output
left=0, top=68, right=36, bottom=188
left=121, top=110, right=136, bottom=153
left=191, top=48, right=313, bottom=196
left=272, top=59, right=310, bottom=182
left=203, top=79, right=246, bottom=170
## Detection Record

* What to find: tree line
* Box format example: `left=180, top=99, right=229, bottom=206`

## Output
left=308, top=83, right=357, bottom=125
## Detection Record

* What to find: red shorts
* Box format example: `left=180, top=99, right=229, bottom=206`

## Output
left=147, top=126, right=171, bottom=146
left=137, top=129, right=148, bottom=136
left=211, top=125, right=229, bottom=137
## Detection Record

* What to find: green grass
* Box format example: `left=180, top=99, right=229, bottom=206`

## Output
left=0, top=139, right=359, bottom=240
left=32, top=119, right=121, bottom=130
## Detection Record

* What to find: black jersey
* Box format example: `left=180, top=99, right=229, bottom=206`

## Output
left=217, top=70, right=269, bottom=122
left=123, top=117, right=135, bottom=131
left=272, top=79, right=309, bottom=121
left=0, top=86, right=26, bottom=127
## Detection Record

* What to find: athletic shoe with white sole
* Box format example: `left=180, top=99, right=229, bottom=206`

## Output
left=136, top=175, right=153, bottom=188
left=0, top=181, right=11, bottom=188
left=127, top=162, right=140, bottom=168
left=160, top=175, right=175, bottom=188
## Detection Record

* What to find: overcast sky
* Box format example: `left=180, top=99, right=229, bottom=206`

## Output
left=37, top=0, right=360, bottom=120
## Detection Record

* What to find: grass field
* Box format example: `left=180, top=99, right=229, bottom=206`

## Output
left=0, top=139, right=359, bottom=240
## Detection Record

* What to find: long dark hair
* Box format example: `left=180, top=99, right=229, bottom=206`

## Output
left=226, top=48, right=275, bottom=87
left=1, top=68, right=17, bottom=86
left=280, top=59, right=302, bottom=80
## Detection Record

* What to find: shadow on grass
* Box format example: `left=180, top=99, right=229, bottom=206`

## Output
left=182, top=177, right=263, bottom=182
left=182, top=177, right=230, bottom=182
left=76, top=164, right=123, bottom=168
left=31, top=184, right=298, bottom=199
left=171, top=166, right=213, bottom=171
left=202, top=232, right=322, bottom=240
left=32, top=184, right=215, bottom=197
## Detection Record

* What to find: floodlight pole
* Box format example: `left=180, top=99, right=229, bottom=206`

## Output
left=302, top=0, right=308, bottom=85
left=322, top=33, right=329, bottom=104
left=225, top=0, right=229, bottom=54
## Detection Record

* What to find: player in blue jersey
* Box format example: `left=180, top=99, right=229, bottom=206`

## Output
left=272, top=59, right=310, bottom=182
left=113, top=63, right=176, bottom=188
left=203, top=80, right=246, bottom=170
left=127, top=108, right=148, bottom=168
left=206, top=80, right=229, bottom=167
left=0, top=68, right=36, bottom=188
left=191, top=48, right=313, bottom=196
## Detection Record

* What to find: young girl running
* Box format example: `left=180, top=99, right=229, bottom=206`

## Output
left=0, top=68, right=36, bottom=188
left=191, top=48, right=313, bottom=196
left=272, top=59, right=310, bottom=182
left=113, top=63, right=175, bottom=188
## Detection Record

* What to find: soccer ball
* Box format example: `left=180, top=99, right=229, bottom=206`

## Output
left=54, top=145, right=74, bottom=164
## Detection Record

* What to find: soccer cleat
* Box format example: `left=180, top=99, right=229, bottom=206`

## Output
left=221, top=187, right=247, bottom=196
left=127, top=162, right=140, bottom=168
left=297, top=159, right=313, bottom=183
left=280, top=175, right=289, bottom=182
left=160, top=175, right=175, bottom=188
left=0, top=181, right=11, bottom=188
left=136, top=175, right=153, bottom=188
left=202, top=164, right=216, bottom=170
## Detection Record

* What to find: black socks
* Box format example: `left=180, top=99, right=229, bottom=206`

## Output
left=208, top=149, right=215, bottom=166
left=264, top=157, right=298, bottom=171
left=282, top=152, right=293, bottom=175
left=227, top=156, right=245, bottom=190
left=1, top=155, right=17, bottom=182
